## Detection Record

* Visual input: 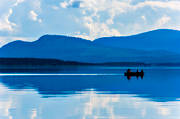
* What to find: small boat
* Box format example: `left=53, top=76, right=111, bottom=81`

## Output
left=124, top=69, right=144, bottom=79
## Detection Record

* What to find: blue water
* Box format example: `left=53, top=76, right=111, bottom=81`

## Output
left=0, top=66, right=180, bottom=119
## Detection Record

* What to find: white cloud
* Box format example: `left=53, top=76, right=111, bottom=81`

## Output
left=0, top=0, right=44, bottom=45
left=0, top=99, right=13, bottom=119
left=60, top=0, right=82, bottom=8
left=83, top=16, right=121, bottom=39
left=32, top=0, right=41, bottom=12
left=52, top=6, right=59, bottom=10
left=157, top=107, right=170, bottom=116
left=156, top=15, right=171, bottom=27
left=60, top=1, right=69, bottom=8
left=31, top=109, right=37, bottom=119
left=60, top=0, right=125, bottom=39
left=29, top=11, right=38, bottom=21
left=14, top=0, right=25, bottom=6
left=0, top=8, right=16, bottom=32
left=73, top=32, right=92, bottom=40
left=29, top=10, right=42, bottom=23
left=0, top=36, right=35, bottom=47
left=0, top=0, right=40, bottom=33
left=135, top=1, right=180, bottom=11
left=60, top=0, right=180, bottom=39
left=141, top=16, right=146, bottom=22
left=0, top=0, right=180, bottom=44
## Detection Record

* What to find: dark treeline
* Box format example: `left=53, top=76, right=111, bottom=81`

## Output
left=0, top=58, right=89, bottom=66
left=0, top=58, right=179, bottom=67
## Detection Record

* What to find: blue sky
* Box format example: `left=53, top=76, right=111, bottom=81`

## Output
left=0, top=0, right=180, bottom=46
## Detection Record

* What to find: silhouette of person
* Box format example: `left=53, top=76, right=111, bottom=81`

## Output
left=127, top=69, right=131, bottom=73
left=140, top=69, right=144, bottom=79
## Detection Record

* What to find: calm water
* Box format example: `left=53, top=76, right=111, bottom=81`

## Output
left=0, top=66, right=180, bottom=119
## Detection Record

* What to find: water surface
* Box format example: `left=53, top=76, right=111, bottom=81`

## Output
left=0, top=66, right=180, bottom=119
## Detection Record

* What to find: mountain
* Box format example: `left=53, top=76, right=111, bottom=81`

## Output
left=94, top=29, right=180, bottom=54
left=0, top=29, right=180, bottom=63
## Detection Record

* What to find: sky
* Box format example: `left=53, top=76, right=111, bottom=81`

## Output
left=0, top=0, right=180, bottom=46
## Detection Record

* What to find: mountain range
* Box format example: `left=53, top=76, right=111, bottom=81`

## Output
left=0, top=29, right=180, bottom=63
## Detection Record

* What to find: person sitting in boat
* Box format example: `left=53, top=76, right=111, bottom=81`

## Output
left=127, top=69, right=131, bottom=73
left=140, top=70, right=144, bottom=74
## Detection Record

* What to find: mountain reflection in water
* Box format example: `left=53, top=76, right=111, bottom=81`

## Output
left=0, top=66, right=179, bottom=119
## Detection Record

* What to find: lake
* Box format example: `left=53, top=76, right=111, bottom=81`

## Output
left=0, top=66, right=180, bottom=119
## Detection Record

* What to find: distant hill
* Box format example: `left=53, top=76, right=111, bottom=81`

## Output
left=94, top=29, right=180, bottom=53
left=0, top=29, right=180, bottom=63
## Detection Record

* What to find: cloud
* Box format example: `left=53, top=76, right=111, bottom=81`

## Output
left=141, top=16, right=146, bottom=22
left=0, top=8, right=16, bottom=32
left=32, top=0, right=41, bottom=12
left=1, top=0, right=180, bottom=44
left=72, top=32, right=92, bottom=40
left=0, top=99, right=13, bottom=119
left=29, top=11, right=38, bottom=21
left=29, top=10, right=42, bottom=23
left=0, top=36, right=35, bottom=47
left=0, top=0, right=27, bottom=32
left=135, top=1, right=180, bottom=11
left=59, top=0, right=180, bottom=39
left=156, top=15, right=171, bottom=27
left=60, top=0, right=82, bottom=8
left=14, top=0, right=25, bottom=6
left=52, top=6, right=59, bottom=10
left=157, top=107, right=170, bottom=116
left=31, top=109, right=37, bottom=119
left=60, top=0, right=125, bottom=39
left=0, top=0, right=40, bottom=33
left=83, top=16, right=121, bottom=39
